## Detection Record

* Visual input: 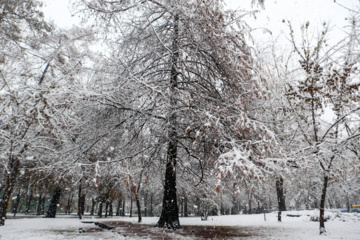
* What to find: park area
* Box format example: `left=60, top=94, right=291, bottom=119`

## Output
left=1, top=1, right=360, bottom=239
left=1, top=210, right=359, bottom=239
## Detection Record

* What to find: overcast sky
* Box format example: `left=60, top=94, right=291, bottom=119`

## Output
left=42, top=0, right=358, bottom=44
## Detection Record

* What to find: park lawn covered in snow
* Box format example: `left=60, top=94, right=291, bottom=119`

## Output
left=1, top=211, right=359, bottom=239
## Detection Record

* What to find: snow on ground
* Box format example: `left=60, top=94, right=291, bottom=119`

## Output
left=0, top=215, right=122, bottom=240
left=1, top=211, right=359, bottom=239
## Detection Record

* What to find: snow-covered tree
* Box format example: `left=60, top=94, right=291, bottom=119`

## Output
left=285, top=19, right=360, bottom=234
left=71, top=0, right=275, bottom=229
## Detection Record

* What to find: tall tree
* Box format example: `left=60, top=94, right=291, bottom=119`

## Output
left=0, top=0, right=53, bottom=226
left=74, top=0, right=268, bottom=229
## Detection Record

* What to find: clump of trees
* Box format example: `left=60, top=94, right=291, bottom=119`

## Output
left=0, top=0, right=359, bottom=237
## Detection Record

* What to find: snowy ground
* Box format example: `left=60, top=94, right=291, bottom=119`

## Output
left=1, top=210, right=359, bottom=239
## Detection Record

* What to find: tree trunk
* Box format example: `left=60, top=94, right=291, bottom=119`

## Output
left=122, top=200, right=125, bottom=216
left=180, top=197, right=183, bottom=217
left=25, top=190, right=33, bottom=214
left=156, top=13, right=180, bottom=229
left=150, top=195, right=153, bottom=217
left=66, top=193, right=73, bottom=215
left=276, top=176, right=286, bottom=222
left=78, top=182, right=82, bottom=219
left=45, top=186, right=61, bottom=218
left=80, top=194, right=85, bottom=216
left=109, top=201, right=113, bottom=217
left=0, top=157, right=20, bottom=226
left=116, top=199, right=121, bottom=216
left=98, top=201, right=103, bottom=218
left=346, top=196, right=351, bottom=213
left=12, top=192, right=21, bottom=217
left=136, top=195, right=142, bottom=223
left=320, top=173, right=329, bottom=235
left=248, top=198, right=252, bottom=215
left=105, top=201, right=109, bottom=218
left=144, top=192, right=147, bottom=217
left=90, top=198, right=95, bottom=216
left=40, top=196, right=46, bottom=215
left=155, top=155, right=180, bottom=228
left=184, top=195, right=188, bottom=217
left=130, top=197, right=133, bottom=218
left=36, top=193, right=43, bottom=216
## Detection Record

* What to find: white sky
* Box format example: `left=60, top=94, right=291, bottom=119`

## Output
left=42, top=0, right=359, bottom=45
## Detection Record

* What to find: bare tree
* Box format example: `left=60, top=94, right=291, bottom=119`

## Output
left=286, top=19, right=360, bottom=234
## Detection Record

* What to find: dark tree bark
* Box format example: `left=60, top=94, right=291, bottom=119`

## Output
left=0, top=157, right=20, bottom=226
left=45, top=186, right=61, bottom=218
left=116, top=199, right=121, bottom=216
left=25, top=190, right=33, bottom=214
left=78, top=182, right=82, bottom=219
left=80, top=194, right=85, bottom=216
left=12, top=192, right=21, bottom=217
left=248, top=197, right=252, bottom=215
left=346, top=197, right=351, bottom=213
left=130, top=197, right=133, bottom=218
left=155, top=156, right=180, bottom=228
left=109, top=201, right=113, bottom=217
left=36, top=193, right=43, bottom=216
left=184, top=195, right=188, bottom=217
left=144, top=192, right=148, bottom=217
left=180, top=197, right=183, bottom=217
left=98, top=201, right=103, bottom=218
left=105, top=200, right=109, bottom=218
left=90, top=198, right=95, bottom=216
left=40, top=196, right=45, bottom=215
left=136, top=195, right=142, bottom=223
left=320, top=173, right=329, bottom=234
left=220, top=201, right=224, bottom=215
left=66, top=193, right=73, bottom=215
left=276, top=176, right=286, bottom=222
left=122, top=200, right=125, bottom=216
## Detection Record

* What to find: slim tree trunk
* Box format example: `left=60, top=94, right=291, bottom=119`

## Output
left=105, top=201, right=109, bottom=218
left=78, top=182, right=82, bottom=219
left=130, top=197, right=133, bottom=218
left=320, top=173, right=329, bottom=234
left=122, top=200, right=126, bottom=216
left=66, top=193, right=72, bottom=215
left=136, top=195, right=142, bottom=223
left=346, top=197, right=351, bottom=213
left=80, top=194, right=85, bottom=216
left=98, top=201, right=103, bottom=218
left=25, top=190, right=33, bottom=214
left=184, top=195, right=188, bottom=217
left=40, top=196, right=46, bottom=215
left=180, top=197, right=183, bottom=217
left=248, top=197, right=252, bottom=215
left=36, top=193, right=43, bottom=216
left=12, top=192, right=21, bottom=217
left=116, top=199, right=121, bottom=216
left=90, top=198, right=95, bottom=216
left=220, top=201, right=224, bottom=215
left=0, top=157, right=20, bottom=226
left=45, top=186, right=61, bottom=218
left=276, top=176, right=286, bottom=222
left=109, top=201, right=113, bottom=217
left=150, top=195, right=153, bottom=217
left=144, top=192, right=147, bottom=217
